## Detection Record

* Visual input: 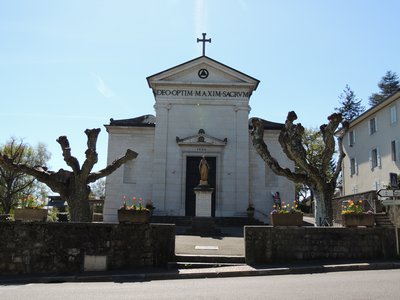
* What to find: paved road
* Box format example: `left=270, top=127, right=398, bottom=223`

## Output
left=2, top=269, right=400, bottom=300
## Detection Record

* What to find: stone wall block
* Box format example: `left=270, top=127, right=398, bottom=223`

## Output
left=245, top=226, right=398, bottom=264
left=0, top=222, right=175, bottom=275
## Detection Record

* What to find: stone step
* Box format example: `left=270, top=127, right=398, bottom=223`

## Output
left=150, top=216, right=264, bottom=227
left=175, top=254, right=245, bottom=264
left=168, top=254, right=246, bottom=269
left=168, top=261, right=247, bottom=269
left=374, top=213, right=394, bottom=227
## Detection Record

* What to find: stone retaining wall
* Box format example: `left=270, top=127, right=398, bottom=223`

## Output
left=245, top=226, right=397, bottom=264
left=0, top=222, right=175, bottom=275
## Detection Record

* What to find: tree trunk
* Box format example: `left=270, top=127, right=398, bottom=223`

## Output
left=3, top=195, right=12, bottom=214
left=62, top=178, right=91, bottom=222
left=312, top=187, right=334, bottom=226
left=65, top=194, right=91, bottom=222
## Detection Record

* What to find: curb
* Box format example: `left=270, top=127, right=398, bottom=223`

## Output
left=1, top=261, right=400, bottom=284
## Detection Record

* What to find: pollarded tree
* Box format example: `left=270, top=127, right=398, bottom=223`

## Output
left=0, top=138, right=50, bottom=214
left=0, top=129, right=137, bottom=222
left=369, top=71, right=399, bottom=106
left=251, top=112, right=348, bottom=226
left=335, top=85, right=365, bottom=122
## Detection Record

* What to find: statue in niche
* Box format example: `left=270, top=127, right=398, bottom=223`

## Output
left=198, top=155, right=210, bottom=186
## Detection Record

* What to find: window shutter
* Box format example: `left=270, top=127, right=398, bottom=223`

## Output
left=397, top=140, right=400, bottom=162
left=369, top=150, right=373, bottom=168
left=349, top=158, right=353, bottom=176
left=377, top=148, right=381, bottom=167
left=355, top=157, right=358, bottom=175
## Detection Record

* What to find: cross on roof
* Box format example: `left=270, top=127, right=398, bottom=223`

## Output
left=197, top=33, right=211, bottom=56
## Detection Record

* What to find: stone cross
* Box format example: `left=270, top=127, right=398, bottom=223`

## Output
left=197, top=33, right=211, bottom=56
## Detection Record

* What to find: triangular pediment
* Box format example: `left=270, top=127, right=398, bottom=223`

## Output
left=147, top=56, right=259, bottom=91
left=176, top=129, right=227, bottom=147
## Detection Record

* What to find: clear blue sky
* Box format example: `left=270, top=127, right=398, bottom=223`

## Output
left=1, top=0, right=399, bottom=171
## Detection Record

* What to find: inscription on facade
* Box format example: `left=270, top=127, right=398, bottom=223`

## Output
left=155, top=89, right=251, bottom=98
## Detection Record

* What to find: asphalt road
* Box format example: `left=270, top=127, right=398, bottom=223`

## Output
left=1, top=269, right=400, bottom=300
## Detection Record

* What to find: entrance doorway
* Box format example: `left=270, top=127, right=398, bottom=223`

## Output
left=185, top=156, right=216, bottom=216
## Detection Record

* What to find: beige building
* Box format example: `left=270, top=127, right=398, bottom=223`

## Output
left=103, top=55, right=295, bottom=223
left=341, top=90, right=400, bottom=195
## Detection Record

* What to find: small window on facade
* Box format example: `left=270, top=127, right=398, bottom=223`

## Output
left=369, top=118, right=377, bottom=134
left=350, top=157, right=357, bottom=176
left=370, top=148, right=380, bottom=168
left=390, top=105, right=397, bottom=124
left=348, top=130, right=355, bottom=147
left=392, top=140, right=397, bottom=161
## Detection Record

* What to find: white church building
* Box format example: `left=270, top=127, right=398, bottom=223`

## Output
left=103, top=52, right=294, bottom=223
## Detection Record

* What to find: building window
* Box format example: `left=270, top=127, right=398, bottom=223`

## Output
left=390, top=105, right=397, bottom=124
left=369, top=118, right=377, bottom=134
left=350, top=157, right=357, bottom=176
left=392, top=140, right=397, bottom=161
left=370, top=148, right=380, bottom=169
left=348, top=130, right=355, bottom=147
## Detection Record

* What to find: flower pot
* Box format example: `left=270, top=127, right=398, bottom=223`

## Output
left=271, top=213, right=303, bottom=226
left=14, top=208, right=48, bottom=222
left=342, top=213, right=374, bottom=227
left=117, top=209, right=150, bottom=224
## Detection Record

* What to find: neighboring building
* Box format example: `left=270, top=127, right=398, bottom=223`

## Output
left=103, top=55, right=294, bottom=223
left=340, top=90, right=400, bottom=195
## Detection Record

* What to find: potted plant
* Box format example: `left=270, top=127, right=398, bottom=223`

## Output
left=118, top=196, right=150, bottom=224
left=246, top=204, right=255, bottom=217
left=341, top=199, right=374, bottom=227
left=14, top=195, right=48, bottom=222
left=270, top=200, right=303, bottom=226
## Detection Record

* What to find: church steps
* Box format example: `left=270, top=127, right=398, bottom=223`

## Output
left=150, top=216, right=264, bottom=227
left=169, top=254, right=246, bottom=269
left=168, top=261, right=247, bottom=269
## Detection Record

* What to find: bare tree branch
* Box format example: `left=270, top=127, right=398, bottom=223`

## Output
left=251, top=118, right=309, bottom=184
left=87, top=149, right=138, bottom=183
left=56, top=136, right=80, bottom=174
left=320, top=113, right=343, bottom=172
left=278, top=111, right=319, bottom=177
left=81, top=129, right=101, bottom=178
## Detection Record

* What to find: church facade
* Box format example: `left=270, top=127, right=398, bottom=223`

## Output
left=103, top=55, right=294, bottom=223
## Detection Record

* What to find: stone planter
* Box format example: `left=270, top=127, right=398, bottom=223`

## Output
left=14, top=208, right=48, bottom=222
left=271, top=213, right=303, bottom=226
left=117, top=209, right=150, bottom=224
left=342, top=213, right=375, bottom=227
